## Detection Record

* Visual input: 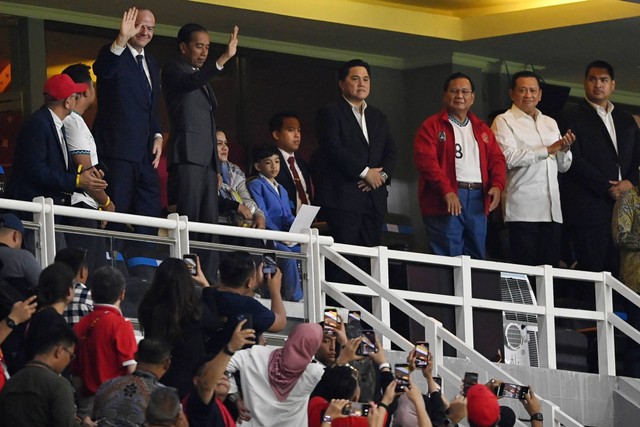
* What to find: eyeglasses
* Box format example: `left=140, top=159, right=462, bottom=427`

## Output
left=223, top=370, right=231, bottom=378
left=61, top=346, right=76, bottom=360
left=448, top=88, right=473, bottom=96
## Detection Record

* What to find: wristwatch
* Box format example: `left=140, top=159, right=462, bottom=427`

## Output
left=530, top=413, right=543, bottom=421
left=442, top=417, right=453, bottom=425
left=322, top=414, right=333, bottom=425
left=4, top=316, right=17, bottom=329
left=379, top=171, right=389, bottom=181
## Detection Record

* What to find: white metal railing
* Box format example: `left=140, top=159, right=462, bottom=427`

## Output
left=6, top=197, right=640, bottom=425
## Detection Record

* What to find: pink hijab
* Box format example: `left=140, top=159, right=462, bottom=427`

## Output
left=268, top=323, right=323, bottom=401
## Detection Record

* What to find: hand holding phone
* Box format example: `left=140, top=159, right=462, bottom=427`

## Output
left=497, top=382, right=530, bottom=400
left=394, top=364, right=410, bottom=392
left=323, top=308, right=339, bottom=336
left=262, top=253, right=277, bottom=276
left=462, top=372, right=478, bottom=396
left=341, top=402, right=371, bottom=416
left=414, top=341, right=430, bottom=369
left=356, top=329, right=377, bottom=356
left=183, top=254, right=198, bottom=276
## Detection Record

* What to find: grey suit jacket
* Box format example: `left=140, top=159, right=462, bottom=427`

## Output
left=162, top=55, right=222, bottom=170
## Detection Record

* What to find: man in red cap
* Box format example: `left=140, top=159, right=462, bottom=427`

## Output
left=7, top=74, right=106, bottom=210
left=462, top=383, right=544, bottom=427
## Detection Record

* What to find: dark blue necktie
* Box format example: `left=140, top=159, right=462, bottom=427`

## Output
left=136, top=54, right=152, bottom=103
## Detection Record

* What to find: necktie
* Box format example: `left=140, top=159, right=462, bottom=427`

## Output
left=136, top=54, right=152, bottom=103
left=287, top=156, right=309, bottom=205
left=60, top=124, right=69, bottom=169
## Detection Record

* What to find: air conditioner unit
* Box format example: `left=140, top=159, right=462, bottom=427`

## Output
left=500, top=272, right=539, bottom=367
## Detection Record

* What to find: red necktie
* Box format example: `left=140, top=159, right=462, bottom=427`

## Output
left=287, top=156, right=309, bottom=205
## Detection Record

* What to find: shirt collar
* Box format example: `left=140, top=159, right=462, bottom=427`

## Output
left=94, top=303, right=123, bottom=315
left=343, top=96, right=367, bottom=115
left=585, top=97, right=614, bottom=115
left=510, top=103, right=540, bottom=121
left=127, top=44, right=145, bottom=59
left=48, top=108, right=64, bottom=130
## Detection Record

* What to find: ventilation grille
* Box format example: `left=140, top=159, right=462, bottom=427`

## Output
left=501, top=275, right=537, bottom=324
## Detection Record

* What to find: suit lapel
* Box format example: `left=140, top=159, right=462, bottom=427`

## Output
left=339, top=99, right=369, bottom=148
left=581, top=100, right=617, bottom=155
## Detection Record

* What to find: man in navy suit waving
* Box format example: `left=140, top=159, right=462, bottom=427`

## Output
left=92, top=7, right=163, bottom=235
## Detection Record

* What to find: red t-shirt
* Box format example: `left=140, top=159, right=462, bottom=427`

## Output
left=73, top=305, right=137, bottom=395
left=308, top=396, right=383, bottom=427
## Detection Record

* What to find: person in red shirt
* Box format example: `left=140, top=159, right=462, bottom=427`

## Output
left=73, top=266, right=137, bottom=415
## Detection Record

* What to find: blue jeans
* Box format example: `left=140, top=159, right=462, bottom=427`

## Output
left=424, top=188, right=487, bottom=259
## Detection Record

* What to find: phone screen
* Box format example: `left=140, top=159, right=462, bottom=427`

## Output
left=462, top=372, right=478, bottom=396
left=394, top=364, right=410, bottom=392
left=498, top=383, right=529, bottom=400
left=341, top=402, right=371, bottom=417
left=415, top=341, right=429, bottom=368
left=357, top=329, right=377, bottom=356
left=323, top=308, right=339, bottom=336
left=262, top=253, right=277, bottom=275
left=183, top=254, right=197, bottom=276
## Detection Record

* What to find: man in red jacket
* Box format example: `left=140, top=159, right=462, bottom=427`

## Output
left=414, top=72, right=506, bottom=259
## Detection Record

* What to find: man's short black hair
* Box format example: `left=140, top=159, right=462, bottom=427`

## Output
left=219, top=251, right=256, bottom=288
left=32, top=323, right=78, bottom=356
left=338, top=59, right=371, bottom=81
left=443, top=72, right=475, bottom=92
left=177, top=23, right=208, bottom=47
left=87, top=266, right=125, bottom=304
left=269, top=111, right=301, bottom=133
left=62, top=63, right=92, bottom=85
left=38, top=262, right=74, bottom=306
left=510, top=71, right=544, bottom=90
left=585, top=60, right=615, bottom=80
left=54, top=247, right=88, bottom=277
left=135, top=338, right=172, bottom=364
left=251, top=143, right=280, bottom=164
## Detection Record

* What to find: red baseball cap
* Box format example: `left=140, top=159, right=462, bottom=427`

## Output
left=43, top=74, right=88, bottom=101
left=466, top=384, right=500, bottom=426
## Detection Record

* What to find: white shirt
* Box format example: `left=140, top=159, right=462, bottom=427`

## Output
left=63, top=111, right=99, bottom=208
left=278, top=148, right=309, bottom=213
left=451, top=118, right=482, bottom=183
left=586, top=98, right=620, bottom=179
left=48, top=109, right=68, bottom=168
left=343, top=96, right=370, bottom=178
left=492, top=104, right=572, bottom=222
left=227, top=345, right=325, bottom=427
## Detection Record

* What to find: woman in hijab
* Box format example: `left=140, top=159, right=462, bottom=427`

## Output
left=225, top=322, right=325, bottom=426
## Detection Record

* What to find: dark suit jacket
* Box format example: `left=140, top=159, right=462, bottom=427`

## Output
left=275, top=150, right=313, bottom=216
left=162, top=55, right=221, bottom=170
left=560, top=99, right=640, bottom=226
left=315, top=97, right=397, bottom=214
left=7, top=106, right=76, bottom=205
left=92, top=44, right=162, bottom=163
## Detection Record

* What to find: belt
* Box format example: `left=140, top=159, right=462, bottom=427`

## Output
left=457, top=181, right=482, bottom=190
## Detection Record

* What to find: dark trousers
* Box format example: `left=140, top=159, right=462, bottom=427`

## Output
left=168, top=163, right=219, bottom=280
left=323, top=207, right=384, bottom=284
left=103, top=156, right=161, bottom=236
left=566, top=223, right=619, bottom=278
left=507, top=221, right=561, bottom=267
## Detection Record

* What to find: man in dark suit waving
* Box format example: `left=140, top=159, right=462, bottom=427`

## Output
left=560, top=60, right=640, bottom=276
left=315, top=59, right=397, bottom=251
left=162, top=23, right=238, bottom=277
left=92, top=7, right=163, bottom=235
